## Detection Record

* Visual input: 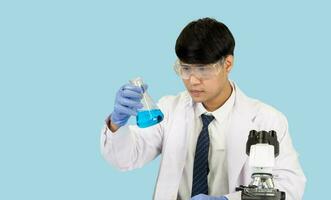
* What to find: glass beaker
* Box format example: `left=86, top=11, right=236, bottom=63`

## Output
left=129, top=77, right=164, bottom=128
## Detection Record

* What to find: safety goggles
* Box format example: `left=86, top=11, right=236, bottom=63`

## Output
left=173, top=58, right=225, bottom=80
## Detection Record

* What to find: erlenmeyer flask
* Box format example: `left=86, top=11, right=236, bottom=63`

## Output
left=129, top=77, right=164, bottom=128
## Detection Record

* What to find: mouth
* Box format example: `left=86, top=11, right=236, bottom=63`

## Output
left=189, top=90, right=204, bottom=96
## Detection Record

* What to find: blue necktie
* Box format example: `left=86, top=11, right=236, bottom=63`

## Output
left=191, top=114, right=215, bottom=197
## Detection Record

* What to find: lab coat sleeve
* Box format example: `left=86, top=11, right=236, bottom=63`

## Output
left=100, top=97, right=169, bottom=171
left=272, top=114, right=306, bottom=200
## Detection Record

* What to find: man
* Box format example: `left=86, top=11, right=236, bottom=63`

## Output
left=100, top=18, right=306, bottom=200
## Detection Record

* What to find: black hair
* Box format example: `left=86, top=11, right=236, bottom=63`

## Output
left=175, top=17, right=235, bottom=64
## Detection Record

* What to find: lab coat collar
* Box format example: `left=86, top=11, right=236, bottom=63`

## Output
left=194, top=81, right=236, bottom=124
left=183, top=80, right=257, bottom=121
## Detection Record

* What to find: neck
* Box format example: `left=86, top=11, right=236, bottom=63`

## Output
left=203, top=80, right=233, bottom=112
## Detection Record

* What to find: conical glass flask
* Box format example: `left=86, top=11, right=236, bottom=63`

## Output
left=129, top=77, right=164, bottom=128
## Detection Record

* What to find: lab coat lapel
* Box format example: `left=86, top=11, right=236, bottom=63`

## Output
left=154, top=96, right=194, bottom=200
left=226, top=85, right=258, bottom=192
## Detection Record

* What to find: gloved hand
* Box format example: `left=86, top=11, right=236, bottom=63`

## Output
left=110, top=83, right=147, bottom=127
left=191, top=194, right=228, bottom=200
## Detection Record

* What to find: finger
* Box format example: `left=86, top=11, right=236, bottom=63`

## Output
left=121, top=89, right=143, bottom=99
left=122, top=84, right=144, bottom=94
left=118, top=96, right=143, bottom=109
left=126, top=97, right=144, bottom=109
left=141, top=84, right=148, bottom=93
left=114, top=104, right=138, bottom=116
left=191, top=194, right=207, bottom=200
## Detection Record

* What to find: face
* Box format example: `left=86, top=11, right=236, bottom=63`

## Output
left=182, top=56, right=234, bottom=106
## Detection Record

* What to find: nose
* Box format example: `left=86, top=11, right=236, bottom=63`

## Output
left=189, top=74, right=201, bottom=85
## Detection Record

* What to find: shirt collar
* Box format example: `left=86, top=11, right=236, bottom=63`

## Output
left=194, top=81, right=236, bottom=123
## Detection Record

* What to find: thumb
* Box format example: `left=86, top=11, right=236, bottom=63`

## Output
left=141, top=84, right=148, bottom=93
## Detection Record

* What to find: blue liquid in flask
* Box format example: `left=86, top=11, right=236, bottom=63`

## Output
left=136, top=109, right=164, bottom=128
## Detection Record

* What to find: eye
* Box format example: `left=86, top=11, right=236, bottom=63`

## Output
left=181, top=66, right=190, bottom=72
left=198, top=67, right=210, bottom=72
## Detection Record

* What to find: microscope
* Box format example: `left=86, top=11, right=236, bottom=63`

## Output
left=236, top=130, right=286, bottom=200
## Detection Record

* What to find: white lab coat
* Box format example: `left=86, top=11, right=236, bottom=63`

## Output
left=100, top=83, right=306, bottom=200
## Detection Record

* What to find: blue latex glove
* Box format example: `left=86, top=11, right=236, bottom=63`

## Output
left=191, top=194, right=228, bottom=200
left=110, top=83, right=147, bottom=127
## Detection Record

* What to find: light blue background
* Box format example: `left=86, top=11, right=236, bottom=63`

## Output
left=1, top=0, right=330, bottom=199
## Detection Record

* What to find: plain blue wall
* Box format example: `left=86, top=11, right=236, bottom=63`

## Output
left=1, top=0, right=330, bottom=199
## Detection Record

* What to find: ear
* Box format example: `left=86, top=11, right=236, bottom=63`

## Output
left=224, top=55, right=234, bottom=73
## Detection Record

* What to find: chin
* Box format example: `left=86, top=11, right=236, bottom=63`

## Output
left=190, top=96, right=206, bottom=103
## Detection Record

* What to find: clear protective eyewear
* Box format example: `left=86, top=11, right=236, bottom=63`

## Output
left=173, top=57, right=225, bottom=80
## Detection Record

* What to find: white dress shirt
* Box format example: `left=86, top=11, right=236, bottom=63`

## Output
left=177, top=84, right=236, bottom=200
